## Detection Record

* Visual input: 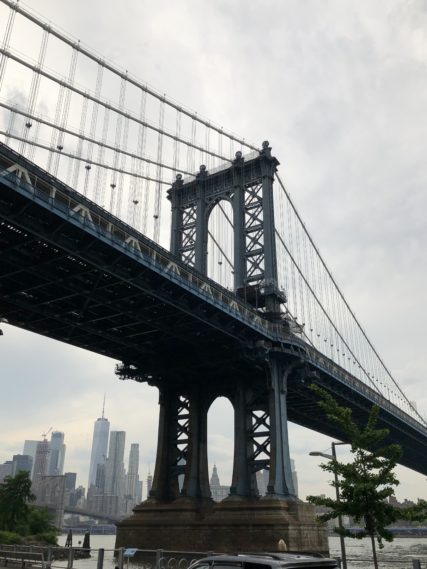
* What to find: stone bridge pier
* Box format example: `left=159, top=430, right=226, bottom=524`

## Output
left=116, top=352, right=328, bottom=553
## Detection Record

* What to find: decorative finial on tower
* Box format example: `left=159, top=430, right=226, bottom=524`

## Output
left=172, top=173, right=184, bottom=190
left=196, top=164, right=207, bottom=180
left=233, top=150, right=244, bottom=166
left=260, top=140, right=272, bottom=159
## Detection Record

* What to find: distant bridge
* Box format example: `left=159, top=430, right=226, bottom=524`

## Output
left=63, top=505, right=123, bottom=524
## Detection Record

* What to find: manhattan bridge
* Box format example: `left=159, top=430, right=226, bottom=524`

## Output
left=0, top=0, right=426, bottom=553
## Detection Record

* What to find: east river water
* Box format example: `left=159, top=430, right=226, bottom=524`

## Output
left=56, top=534, right=427, bottom=569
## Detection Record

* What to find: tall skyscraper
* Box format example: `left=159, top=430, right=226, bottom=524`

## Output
left=125, top=443, right=141, bottom=504
left=104, top=430, right=126, bottom=498
left=256, top=469, right=269, bottom=496
left=0, top=461, right=13, bottom=482
left=64, top=472, right=77, bottom=492
left=23, top=440, right=40, bottom=478
left=48, top=431, right=66, bottom=475
left=136, top=479, right=143, bottom=503
left=88, top=402, right=110, bottom=489
left=291, top=458, right=299, bottom=498
left=12, top=455, right=33, bottom=477
left=32, top=439, right=50, bottom=487
left=209, top=464, right=229, bottom=502
left=146, top=470, right=153, bottom=498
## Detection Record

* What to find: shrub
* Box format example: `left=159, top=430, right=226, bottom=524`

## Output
left=0, top=530, right=24, bottom=545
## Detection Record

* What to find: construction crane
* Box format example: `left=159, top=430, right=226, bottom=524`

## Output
left=41, top=427, right=52, bottom=440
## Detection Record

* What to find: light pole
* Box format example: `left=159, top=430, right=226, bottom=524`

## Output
left=310, top=442, right=348, bottom=569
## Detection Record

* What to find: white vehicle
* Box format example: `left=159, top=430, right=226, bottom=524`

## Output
left=189, top=553, right=339, bottom=569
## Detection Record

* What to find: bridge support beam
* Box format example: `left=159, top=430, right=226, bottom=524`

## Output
left=116, top=356, right=327, bottom=554
left=266, top=356, right=297, bottom=498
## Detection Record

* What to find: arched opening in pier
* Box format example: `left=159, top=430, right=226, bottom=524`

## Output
left=207, top=396, right=234, bottom=502
left=207, top=199, right=234, bottom=290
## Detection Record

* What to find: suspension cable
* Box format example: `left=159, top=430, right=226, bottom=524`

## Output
left=0, top=130, right=168, bottom=184
left=275, top=172, right=424, bottom=423
left=0, top=0, right=257, bottom=151
left=0, top=47, right=234, bottom=163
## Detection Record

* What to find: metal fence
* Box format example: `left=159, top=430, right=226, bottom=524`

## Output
left=1, top=545, right=426, bottom=569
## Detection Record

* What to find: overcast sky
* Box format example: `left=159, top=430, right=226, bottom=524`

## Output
left=1, top=0, right=426, bottom=502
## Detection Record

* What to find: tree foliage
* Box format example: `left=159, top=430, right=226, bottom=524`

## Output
left=306, top=384, right=417, bottom=555
left=0, top=471, right=57, bottom=543
left=399, top=499, right=427, bottom=523
left=0, top=471, right=35, bottom=532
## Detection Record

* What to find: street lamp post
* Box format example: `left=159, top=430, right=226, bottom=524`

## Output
left=309, top=442, right=348, bottom=569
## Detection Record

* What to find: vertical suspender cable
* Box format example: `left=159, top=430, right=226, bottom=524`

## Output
left=173, top=109, right=182, bottom=176
left=71, top=95, right=88, bottom=190
left=286, top=199, right=297, bottom=319
left=5, top=105, right=16, bottom=145
left=117, top=95, right=130, bottom=219
left=84, top=62, right=104, bottom=197
left=153, top=96, right=165, bottom=243
left=218, top=128, right=223, bottom=168
left=27, top=121, right=40, bottom=162
left=0, top=4, right=16, bottom=92
left=54, top=44, right=79, bottom=178
left=109, top=73, right=127, bottom=214
left=128, top=88, right=147, bottom=230
left=205, top=124, right=210, bottom=170
left=19, top=27, right=49, bottom=156
left=94, top=106, right=110, bottom=206
left=47, top=81, right=65, bottom=172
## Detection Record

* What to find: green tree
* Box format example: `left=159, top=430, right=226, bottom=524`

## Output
left=27, top=507, right=56, bottom=535
left=400, top=499, right=427, bottom=523
left=306, top=384, right=406, bottom=569
left=0, top=471, right=35, bottom=532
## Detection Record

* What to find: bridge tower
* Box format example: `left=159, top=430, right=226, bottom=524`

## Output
left=168, top=141, right=285, bottom=319
left=116, top=143, right=327, bottom=554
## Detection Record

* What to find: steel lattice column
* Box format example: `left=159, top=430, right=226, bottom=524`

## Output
left=149, top=383, right=212, bottom=502
left=229, top=357, right=298, bottom=500
left=150, top=387, right=190, bottom=501
left=229, top=382, right=273, bottom=498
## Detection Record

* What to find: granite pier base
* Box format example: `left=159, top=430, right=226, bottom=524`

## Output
left=116, top=498, right=328, bottom=554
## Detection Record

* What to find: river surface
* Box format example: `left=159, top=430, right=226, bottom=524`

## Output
left=55, top=534, right=427, bottom=569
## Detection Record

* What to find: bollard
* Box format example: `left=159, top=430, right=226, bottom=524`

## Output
left=117, top=547, right=124, bottom=569
left=67, top=548, right=74, bottom=569
left=97, top=548, right=105, bottom=569
left=412, top=560, right=421, bottom=569
left=47, top=546, right=52, bottom=568
left=156, top=549, right=164, bottom=569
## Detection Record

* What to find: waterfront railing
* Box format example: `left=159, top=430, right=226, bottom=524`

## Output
left=0, top=544, right=426, bottom=569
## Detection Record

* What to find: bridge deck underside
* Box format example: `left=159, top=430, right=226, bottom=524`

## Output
left=286, top=374, right=427, bottom=475
left=0, top=180, right=264, bottom=382
left=1, top=154, right=426, bottom=477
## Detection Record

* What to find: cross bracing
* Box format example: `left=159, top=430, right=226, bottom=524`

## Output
left=0, top=0, right=425, bottom=440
